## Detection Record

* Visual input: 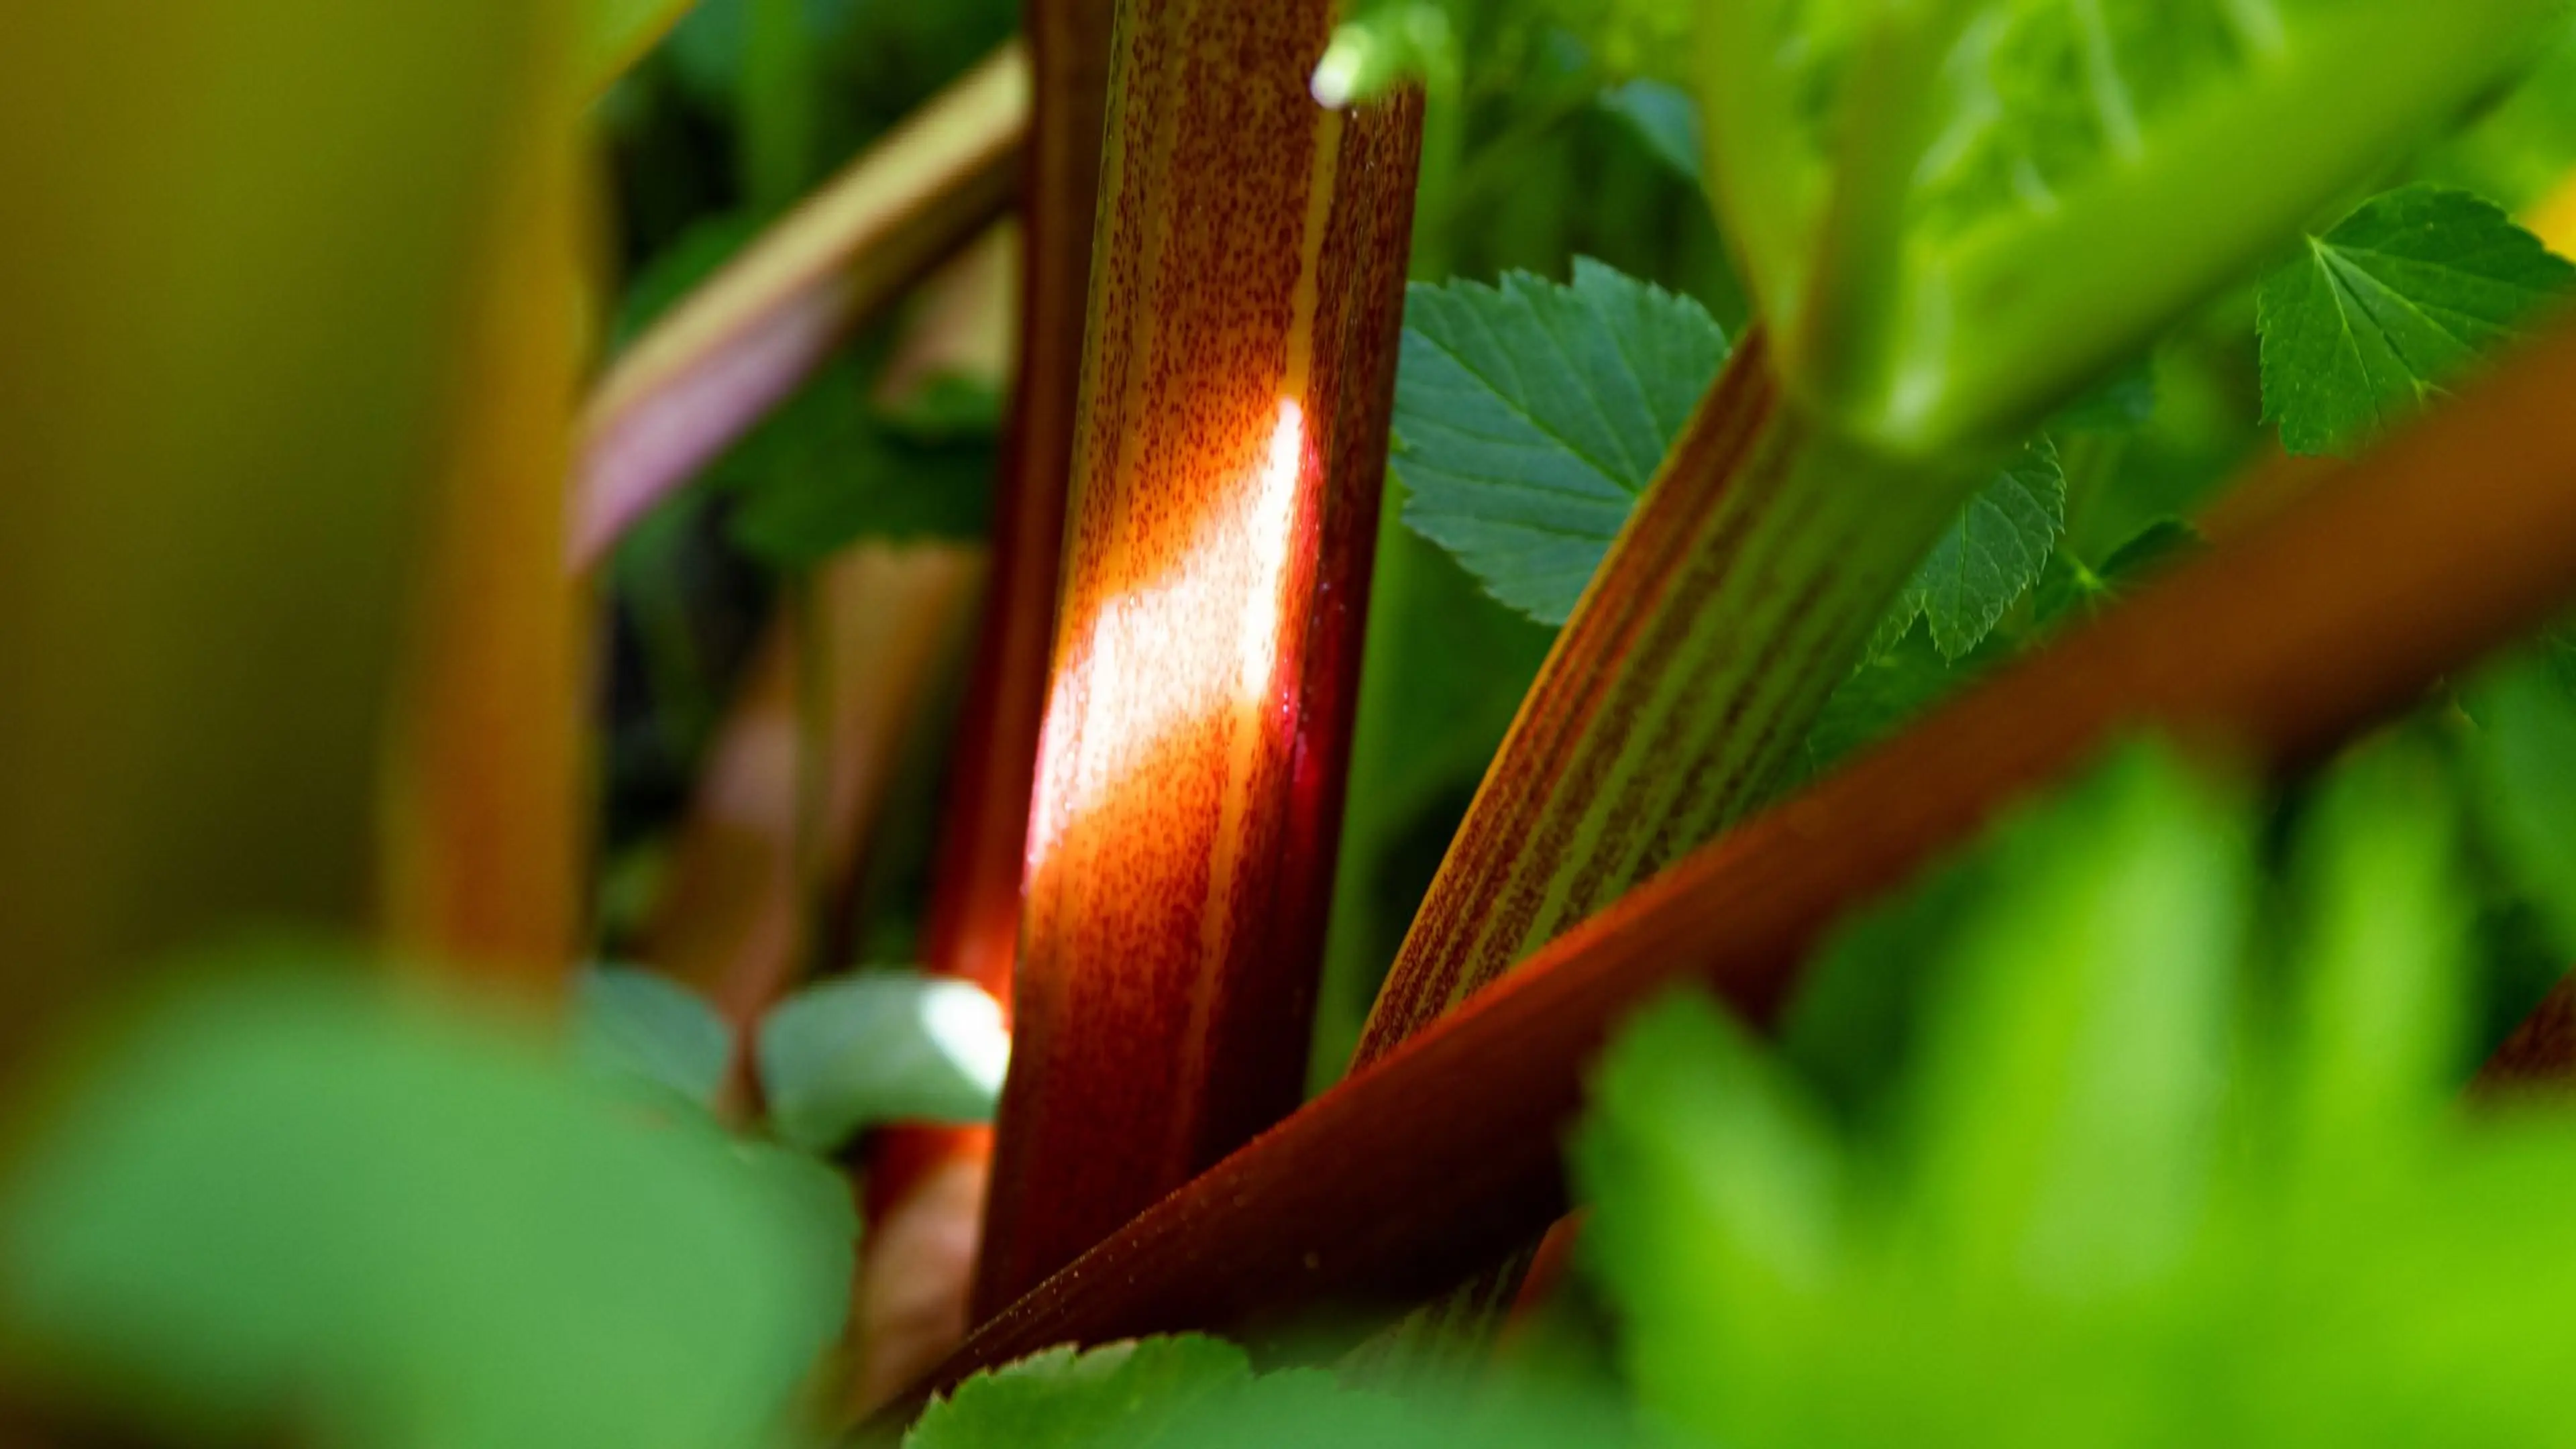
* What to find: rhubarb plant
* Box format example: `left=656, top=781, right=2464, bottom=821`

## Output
left=21, top=3, right=2576, bottom=1449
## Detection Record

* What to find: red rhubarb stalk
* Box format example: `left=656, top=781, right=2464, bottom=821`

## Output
left=970, top=0, right=1423, bottom=1313
left=851, top=0, right=1117, bottom=1410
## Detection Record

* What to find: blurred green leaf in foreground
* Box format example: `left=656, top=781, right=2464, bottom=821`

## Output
left=1582, top=739, right=2576, bottom=1446
left=0, top=968, right=852, bottom=1449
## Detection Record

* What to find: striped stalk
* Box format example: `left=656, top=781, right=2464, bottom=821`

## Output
left=1340, top=333, right=1972, bottom=1362
left=971, top=0, right=1421, bottom=1314
left=1354, top=333, right=1968, bottom=1067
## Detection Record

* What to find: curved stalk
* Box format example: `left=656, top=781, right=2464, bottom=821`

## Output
left=573, top=43, right=1028, bottom=566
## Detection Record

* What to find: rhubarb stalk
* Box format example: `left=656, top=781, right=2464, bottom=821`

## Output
left=574, top=43, right=1029, bottom=566
left=0, top=0, right=561, bottom=1062
left=1333, top=331, right=1973, bottom=1365
left=1351, top=333, right=1965, bottom=1067
left=852, top=0, right=1116, bottom=1410
left=380, top=18, right=593, bottom=989
left=970, top=0, right=1423, bottom=1312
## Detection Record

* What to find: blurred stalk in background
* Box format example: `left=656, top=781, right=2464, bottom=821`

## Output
left=0, top=0, right=574, bottom=1067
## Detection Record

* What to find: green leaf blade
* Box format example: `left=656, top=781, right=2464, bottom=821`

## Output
left=757, top=970, right=1010, bottom=1152
left=1, top=973, right=851, bottom=1449
left=573, top=965, right=732, bottom=1110
left=1391, top=261, right=1728, bottom=625
left=906, top=1337, right=1255, bottom=1449
left=2259, top=186, right=2575, bottom=455
left=1890, top=439, right=2068, bottom=661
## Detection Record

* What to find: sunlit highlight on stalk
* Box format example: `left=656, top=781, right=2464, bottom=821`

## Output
left=1026, top=398, right=1310, bottom=877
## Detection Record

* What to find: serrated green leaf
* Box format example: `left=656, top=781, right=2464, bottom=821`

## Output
left=2259, top=186, right=2576, bottom=455
left=1713, top=0, right=2561, bottom=453
left=907, top=1337, right=1256, bottom=1449
left=756, top=970, right=1010, bottom=1152
left=573, top=966, right=731, bottom=1110
left=0, top=972, right=849, bottom=1449
left=1391, top=259, right=1729, bottom=625
left=908, top=1334, right=1584, bottom=1449
left=1598, top=80, right=1702, bottom=184
left=1884, top=439, right=2067, bottom=661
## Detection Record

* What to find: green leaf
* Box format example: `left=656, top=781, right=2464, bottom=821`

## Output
left=1393, top=259, right=2068, bottom=648
left=1711, top=0, right=2562, bottom=453
left=718, top=356, right=995, bottom=570
left=2465, top=653, right=2576, bottom=957
left=1900, top=745, right=2249, bottom=1295
left=1574, top=993, right=1843, bottom=1432
left=1574, top=737, right=2576, bottom=1444
left=756, top=969, right=1010, bottom=1152
left=1882, top=439, right=2066, bottom=661
left=0, top=971, right=850, bottom=1449
left=2258, top=185, right=2576, bottom=455
left=572, top=965, right=731, bottom=1110
left=908, top=1337, right=1256, bottom=1449
left=1598, top=80, right=1702, bottom=184
left=906, top=1336, right=1453, bottom=1449
left=1391, top=258, right=1729, bottom=625
left=2273, top=739, right=2469, bottom=1181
